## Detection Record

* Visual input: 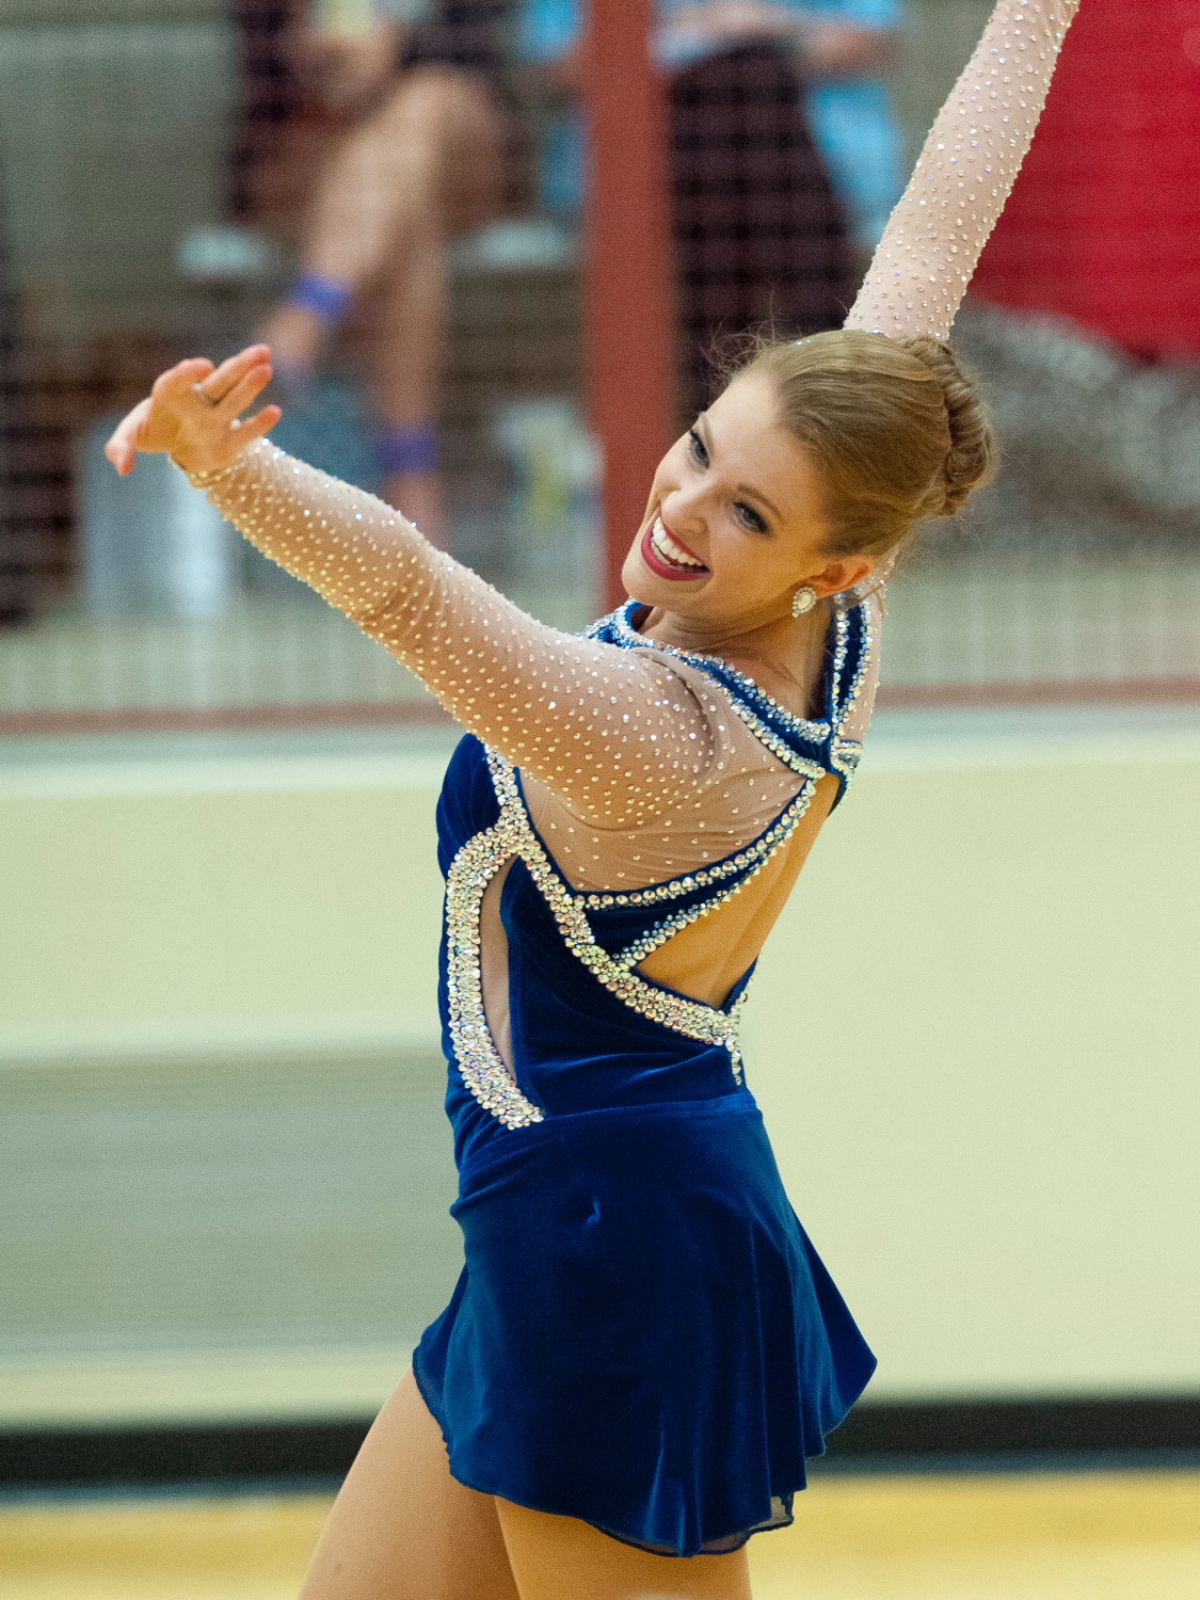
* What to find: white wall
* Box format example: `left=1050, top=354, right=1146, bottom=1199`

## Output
left=1, top=710, right=1197, bottom=1423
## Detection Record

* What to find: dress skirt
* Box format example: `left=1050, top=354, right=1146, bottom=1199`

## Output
left=414, top=1092, right=876, bottom=1557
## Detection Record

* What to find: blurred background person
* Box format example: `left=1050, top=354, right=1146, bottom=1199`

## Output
left=661, top=2, right=905, bottom=258
left=933, top=0, right=1200, bottom=569
left=236, top=1, right=512, bottom=545
left=521, top=0, right=903, bottom=410
left=971, top=0, right=1200, bottom=363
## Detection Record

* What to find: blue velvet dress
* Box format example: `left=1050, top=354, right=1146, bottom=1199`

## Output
left=412, top=600, right=877, bottom=1557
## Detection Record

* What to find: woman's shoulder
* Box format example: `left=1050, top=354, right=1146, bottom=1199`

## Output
left=588, top=596, right=877, bottom=783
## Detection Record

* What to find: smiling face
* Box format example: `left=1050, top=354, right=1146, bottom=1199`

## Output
left=621, top=371, right=874, bottom=638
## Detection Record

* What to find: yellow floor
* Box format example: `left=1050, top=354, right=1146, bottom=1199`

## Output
left=1, top=1472, right=1198, bottom=1600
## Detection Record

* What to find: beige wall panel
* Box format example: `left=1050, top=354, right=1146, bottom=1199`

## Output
left=0, top=779, right=444, bottom=1043
left=2, top=724, right=1197, bottom=1411
left=746, top=754, right=1200, bottom=1399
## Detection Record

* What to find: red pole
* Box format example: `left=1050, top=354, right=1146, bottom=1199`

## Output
left=583, top=0, right=676, bottom=611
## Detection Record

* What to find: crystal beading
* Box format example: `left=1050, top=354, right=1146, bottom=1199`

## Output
left=444, top=809, right=545, bottom=1129
left=598, top=599, right=871, bottom=788
left=484, top=750, right=754, bottom=1084
left=445, top=730, right=816, bottom=1130
left=609, top=778, right=818, bottom=968
left=601, top=603, right=835, bottom=748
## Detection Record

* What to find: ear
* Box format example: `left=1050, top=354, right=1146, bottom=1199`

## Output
left=810, top=554, right=875, bottom=598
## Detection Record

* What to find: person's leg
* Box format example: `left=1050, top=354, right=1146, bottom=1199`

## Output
left=369, top=203, right=449, bottom=539
left=362, top=68, right=502, bottom=535
left=494, top=1498, right=754, bottom=1600
left=260, top=74, right=439, bottom=373
left=298, top=1367, right=521, bottom=1600
left=260, top=68, right=494, bottom=366
left=262, top=67, right=501, bottom=537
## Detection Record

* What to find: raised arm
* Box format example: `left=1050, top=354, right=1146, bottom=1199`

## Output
left=846, top=0, right=1081, bottom=339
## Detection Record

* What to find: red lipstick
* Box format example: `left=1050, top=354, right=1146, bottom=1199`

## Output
left=639, top=518, right=709, bottom=582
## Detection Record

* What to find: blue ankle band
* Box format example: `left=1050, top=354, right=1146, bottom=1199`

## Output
left=283, top=274, right=353, bottom=325
left=376, top=422, right=439, bottom=476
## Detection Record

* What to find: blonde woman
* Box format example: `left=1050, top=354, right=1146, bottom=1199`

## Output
left=108, top=1, right=1082, bottom=1593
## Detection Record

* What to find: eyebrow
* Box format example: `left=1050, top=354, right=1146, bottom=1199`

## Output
left=696, top=413, right=783, bottom=524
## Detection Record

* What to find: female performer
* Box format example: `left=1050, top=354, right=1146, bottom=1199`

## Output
left=107, top=0, right=1081, bottom=1593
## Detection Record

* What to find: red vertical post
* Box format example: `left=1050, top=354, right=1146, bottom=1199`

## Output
left=583, top=0, right=676, bottom=610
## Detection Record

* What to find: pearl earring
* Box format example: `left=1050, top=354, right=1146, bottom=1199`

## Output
left=791, top=586, right=817, bottom=617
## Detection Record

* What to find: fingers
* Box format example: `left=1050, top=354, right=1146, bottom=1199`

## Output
left=198, top=344, right=273, bottom=406
left=151, top=358, right=218, bottom=416
left=231, top=404, right=283, bottom=450
left=212, top=361, right=274, bottom=423
left=104, top=348, right=279, bottom=480
left=181, top=398, right=281, bottom=475
left=104, top=397, right=154, bottom=477
left=156, top=356, right=215, bottom=393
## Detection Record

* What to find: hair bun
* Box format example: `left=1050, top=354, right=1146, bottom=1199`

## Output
left=898, top=335, right=997, bottom=515
left=743, top=328, right=997, bottom=564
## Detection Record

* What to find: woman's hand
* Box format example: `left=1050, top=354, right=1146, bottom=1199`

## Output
left=104, top=345, right=281, bottom=480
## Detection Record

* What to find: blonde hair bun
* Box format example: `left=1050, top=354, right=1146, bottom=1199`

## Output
left=741, top=328, right=997, bottom=562
left=896, top=335, right=997, bottom=517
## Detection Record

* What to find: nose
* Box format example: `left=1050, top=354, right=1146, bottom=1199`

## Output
left=660, top=479, right=710, bottom=537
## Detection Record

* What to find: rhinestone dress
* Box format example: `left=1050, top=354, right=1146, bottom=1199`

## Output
left=188, top=0, right=1080, bottom=1556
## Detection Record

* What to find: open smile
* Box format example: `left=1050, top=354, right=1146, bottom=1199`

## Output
left=640, top=516, right=709, bottom=581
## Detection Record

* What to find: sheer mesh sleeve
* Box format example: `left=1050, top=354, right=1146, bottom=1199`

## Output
left=836, top=588, right=885, bottom=751
left=187, top=442, right=720, bottom=829
left=847, top=0, right=1081, bottom=340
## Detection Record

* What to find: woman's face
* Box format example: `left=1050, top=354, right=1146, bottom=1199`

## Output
left=622, top=371, right=874, bottom=635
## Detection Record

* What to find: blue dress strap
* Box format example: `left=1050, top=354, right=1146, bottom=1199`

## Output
left=587, top=598, right=875, bottom=801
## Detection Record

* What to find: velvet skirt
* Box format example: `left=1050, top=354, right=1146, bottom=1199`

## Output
left=413, top=1091, right=875, bottom=1557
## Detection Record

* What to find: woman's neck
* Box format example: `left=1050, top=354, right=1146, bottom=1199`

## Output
left=635, top=600, right=832, bottom=718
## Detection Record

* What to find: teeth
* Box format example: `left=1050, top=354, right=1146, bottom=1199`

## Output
left=651, top=516, right=704, bottom=569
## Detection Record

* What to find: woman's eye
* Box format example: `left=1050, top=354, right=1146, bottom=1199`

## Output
left=734, top=501, right=768, bottom=534
left=688, top=428, right=709, bottom=467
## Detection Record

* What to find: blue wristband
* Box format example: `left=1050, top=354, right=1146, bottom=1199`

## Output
left=282, top=274, right=354, bottom=326
left=376, top=421, right=439, bottom=476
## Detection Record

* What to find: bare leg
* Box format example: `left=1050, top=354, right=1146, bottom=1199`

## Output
left=368, top=199, right=450, bottom=541
left=364, top=70, right=501, bottom=535
left=261, top=68, right=501, bottom=539
left=495, top=1499, right=754, bottom=1600
left=261, top=68, right=500, bottom=375
left=298, top=1368, right=520, bottom=1600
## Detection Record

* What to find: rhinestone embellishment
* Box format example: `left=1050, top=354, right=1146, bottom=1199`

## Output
left=442, top=744, right=823, bottom=1130
left=595, top=598, right=873, bottom=790
left=485, top=751, right=762, bottom=1085
left=444, top=810, right=545, bottom=1130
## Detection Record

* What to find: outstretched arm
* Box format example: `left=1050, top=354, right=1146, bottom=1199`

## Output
left=106, top=352, right=721, bottom=831
left=846, top=0, right=1081, bottom=340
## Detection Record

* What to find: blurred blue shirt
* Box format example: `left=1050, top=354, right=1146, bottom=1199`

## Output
left=518, top=0, right=904, bottom=249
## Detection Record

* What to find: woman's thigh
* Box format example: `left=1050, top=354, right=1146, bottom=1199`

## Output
left=494, top=1499, right=754, bottom=1600
left=380, top=66, right=503, bottom=233
left=298, top=1368, right=520, bottom=1600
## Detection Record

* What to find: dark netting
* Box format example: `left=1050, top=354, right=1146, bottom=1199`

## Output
left=1, top=1, right=1197, bottom=723
left=668, top=41, right=856, bottom=413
